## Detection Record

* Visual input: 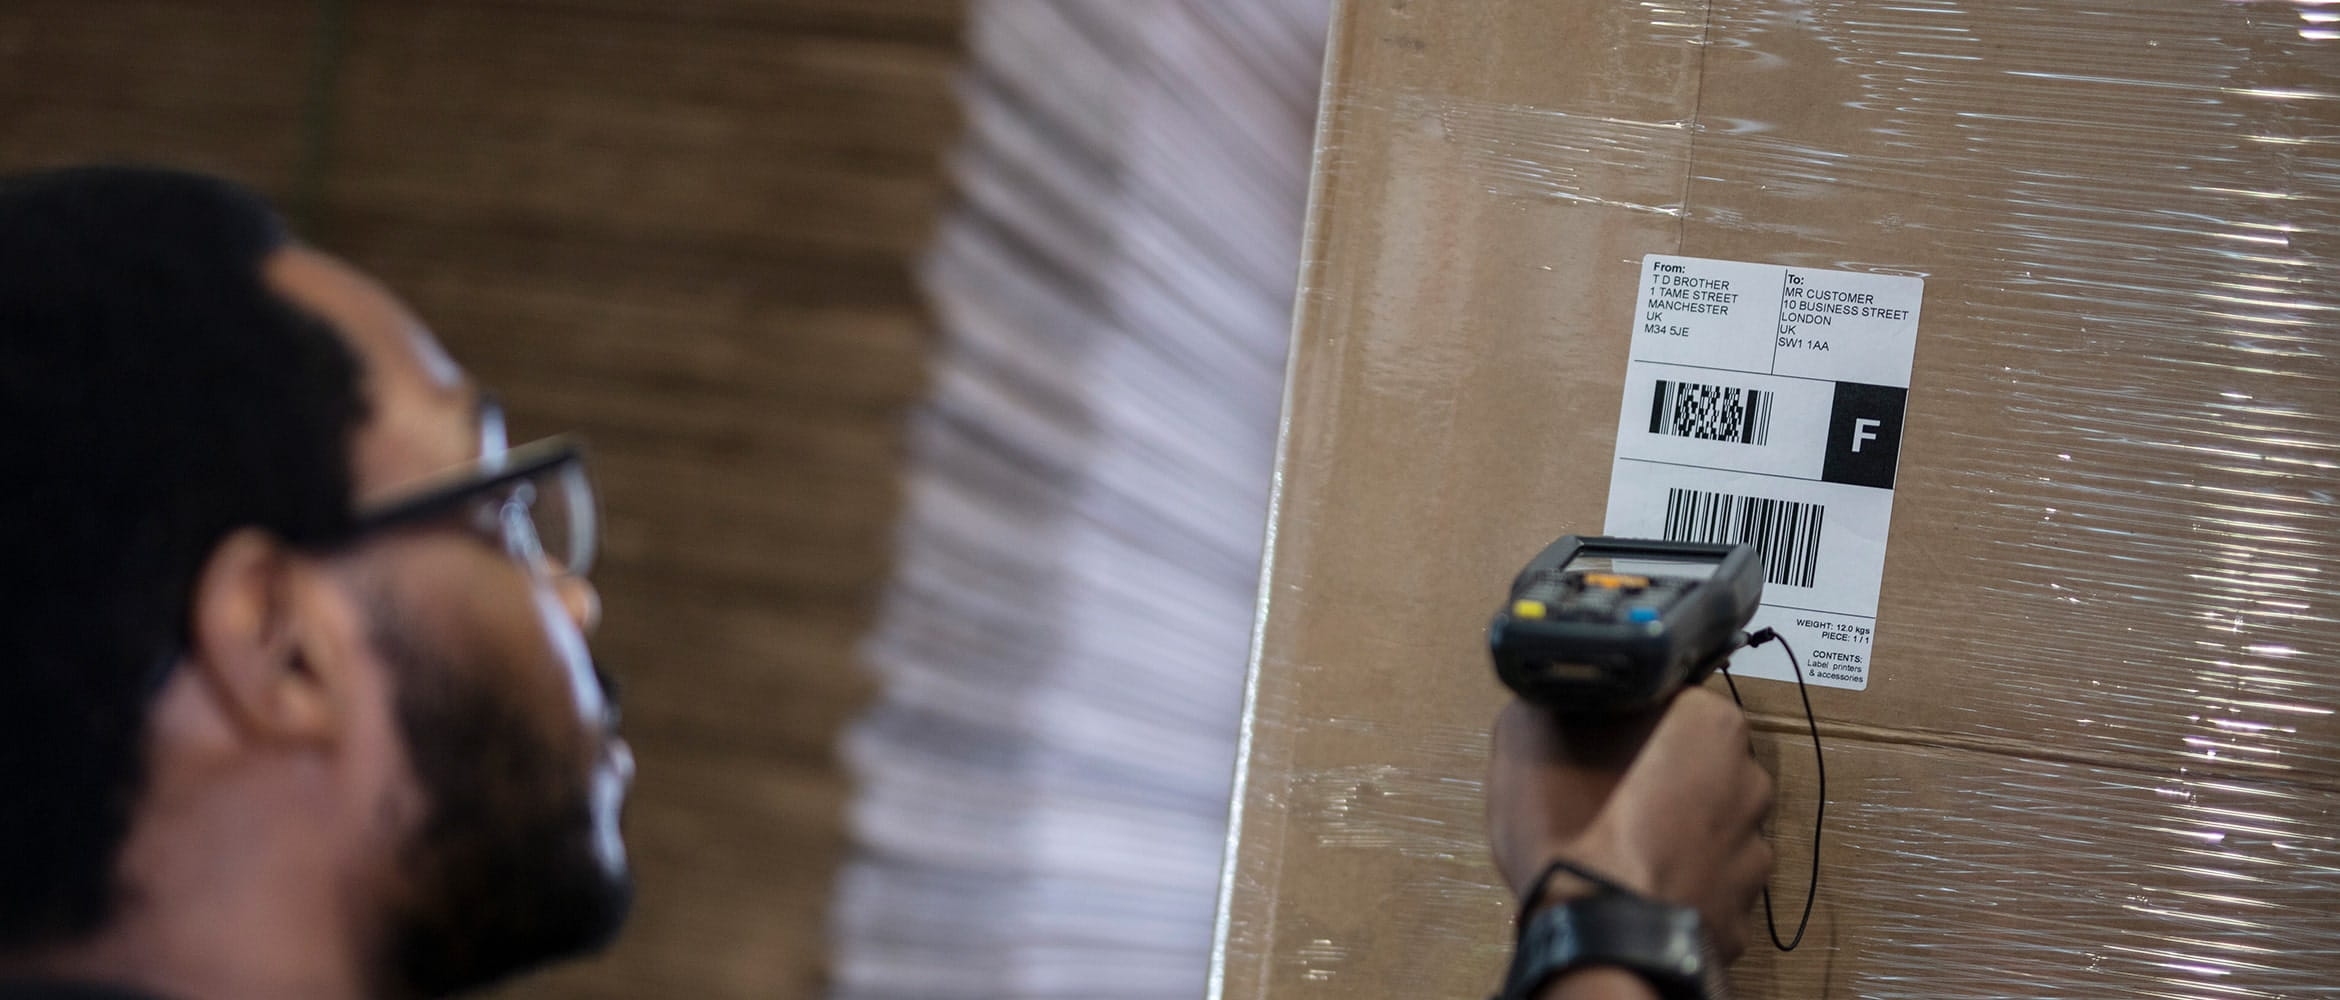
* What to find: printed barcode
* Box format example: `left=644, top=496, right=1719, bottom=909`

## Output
left=1662, top=488, right=1825, bottom=589
left=1649, top=379, right=1773, bottom=445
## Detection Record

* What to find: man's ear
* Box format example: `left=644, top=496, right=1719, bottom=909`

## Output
left=185, top=528, right=346, bottom=743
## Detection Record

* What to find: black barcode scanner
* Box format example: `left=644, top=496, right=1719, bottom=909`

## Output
left=1488, top=536, right=1764, bottom=715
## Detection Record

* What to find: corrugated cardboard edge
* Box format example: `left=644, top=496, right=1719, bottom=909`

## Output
left=1207, top=3, right=1356, bottom=997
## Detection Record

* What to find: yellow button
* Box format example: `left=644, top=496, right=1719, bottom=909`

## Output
left=1511, top=599, right=1548, bottom=619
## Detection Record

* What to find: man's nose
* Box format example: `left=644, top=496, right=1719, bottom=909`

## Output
left=557, top=574, right=601, bottom=636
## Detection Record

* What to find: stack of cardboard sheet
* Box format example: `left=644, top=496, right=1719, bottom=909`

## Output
left=830, top=2, right=1329, bottom=996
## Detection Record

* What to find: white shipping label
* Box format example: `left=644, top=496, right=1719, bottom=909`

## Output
left=1602, top=254, right=1924, bottom=691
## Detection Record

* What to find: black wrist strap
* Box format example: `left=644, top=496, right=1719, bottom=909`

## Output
left=1500, top=892, right=1713, bottom=1000
left=1517, top=857, right=1636, bottom=930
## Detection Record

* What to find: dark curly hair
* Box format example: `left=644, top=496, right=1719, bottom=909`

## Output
left=0, top=166, right=368, bottom=949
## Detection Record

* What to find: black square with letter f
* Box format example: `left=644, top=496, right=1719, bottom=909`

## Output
left=1822, top=381, right=1907, bottom=489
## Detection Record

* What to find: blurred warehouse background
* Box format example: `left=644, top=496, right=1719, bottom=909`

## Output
left=833, top=3, right=1326, bottom=998
left=0, top=2, right=1323, bottom=997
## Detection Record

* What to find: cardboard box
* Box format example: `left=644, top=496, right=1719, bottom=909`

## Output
left=1213, top=2, right=2340, bottom=997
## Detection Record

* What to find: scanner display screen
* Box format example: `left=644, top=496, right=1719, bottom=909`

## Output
left=1564, top=553, right=1722, bottom=582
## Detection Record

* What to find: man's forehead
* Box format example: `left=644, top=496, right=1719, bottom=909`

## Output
left=262, top=246, right=483, bottom=499
left=266, top=247, right=463, bottom=387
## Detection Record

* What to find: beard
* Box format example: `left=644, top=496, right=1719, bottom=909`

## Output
left=370, top=610, right=633, bottom=998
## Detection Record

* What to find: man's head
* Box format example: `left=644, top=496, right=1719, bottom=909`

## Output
left=0, top=166, right=631, bottom=996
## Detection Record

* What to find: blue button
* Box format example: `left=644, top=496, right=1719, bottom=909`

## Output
left=1626, top=607, right=1660, bottom=623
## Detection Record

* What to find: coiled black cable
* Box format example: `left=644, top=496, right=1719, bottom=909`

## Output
left=1719, top=627, right=1823, bottom=952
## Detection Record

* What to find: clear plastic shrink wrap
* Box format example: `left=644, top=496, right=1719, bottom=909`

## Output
left=1211, top=2, right=2340, bottom=999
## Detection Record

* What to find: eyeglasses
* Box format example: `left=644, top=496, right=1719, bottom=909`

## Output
left=346, top=401, right=599, bottom=579
left=349, top=433, right=599, bottom=580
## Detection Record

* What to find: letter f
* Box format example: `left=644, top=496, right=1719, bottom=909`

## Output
left=1853, top=418, right=1881, bottom=453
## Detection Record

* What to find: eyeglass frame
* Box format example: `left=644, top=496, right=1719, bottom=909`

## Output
left=344, top=433, right=598, bottom=580
left=140, top=401, right=597, bottom=699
